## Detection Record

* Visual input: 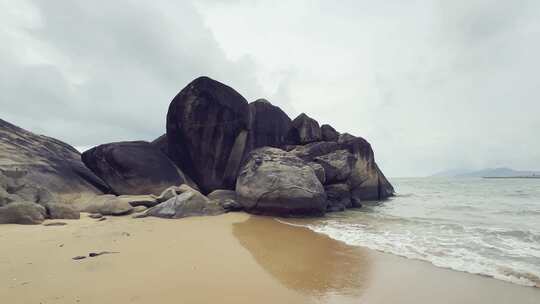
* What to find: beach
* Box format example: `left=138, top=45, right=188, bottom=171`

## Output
left=1, top=213, right=539, bottom=304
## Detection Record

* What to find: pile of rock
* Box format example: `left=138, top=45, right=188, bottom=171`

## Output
left=0, top=76, right=393, bottom=224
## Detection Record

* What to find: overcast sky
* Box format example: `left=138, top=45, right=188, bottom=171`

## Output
left=1, top=0, right=539, bottom=177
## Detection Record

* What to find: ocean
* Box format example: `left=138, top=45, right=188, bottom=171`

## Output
left=291, top=178, right=540, bottom=287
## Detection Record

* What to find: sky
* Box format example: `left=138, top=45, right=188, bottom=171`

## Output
left=1, top=0, right=539, bottom=177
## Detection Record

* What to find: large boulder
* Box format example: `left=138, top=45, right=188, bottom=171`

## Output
left=0, top=202, right=47, bottom=224
left=142, top=185, right=225, bottom=219
left=314, top=149, right=356, bottom=184
left=236, top=147, right=327, bottom=216
left=0, top=119, right=109, bottom=205
left=338, top=135, right=394, bottom=200
left=166, top=77, right=250, bottom=193
left=286, top=113, right=322, bottom=145
left=45, top=203, right=81, bottom=220
left=247, top=99, right=291, bottom=150
left=82, top=141, right=190, bottom=196
left=290, top=141, right=341, bottom=161
left=321, top=124, right=339, bottom=142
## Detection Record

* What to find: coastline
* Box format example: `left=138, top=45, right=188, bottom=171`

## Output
left=1, top=213, right=538, bottom=304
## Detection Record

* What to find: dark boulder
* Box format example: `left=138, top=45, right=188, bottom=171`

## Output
left=286, top=113, right=322, bottom=145
left=338, top=135, right=394, bottom=200
left=141, top=185, right=225, bottom=219
left=0, top=202, right=47, bottom=224
left=0, top=119, right=109, bottom=206
left=321, top=124, right=339, bottom=142
left=314, top=149, right=356, bottom=184
left=236, top=147, right=327, bottom=216
left=247, top=99, right=291, bottom=150
left=166, top=76, right=250, bottom=193
left=151, top=134, right=169, bottom=156
left=82, top=141, right=189, bottom=196
left=324, top=183, right=352, bottom=211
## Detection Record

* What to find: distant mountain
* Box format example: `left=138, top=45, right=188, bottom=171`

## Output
left=432, top=167, right=540, bottom=178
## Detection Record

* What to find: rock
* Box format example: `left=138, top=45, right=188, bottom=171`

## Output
left=307, top=162, right=326, bottom=184
left=154, top=186, right=182, bottom=203
left=82, top=195, right=133, bottom=216
left=151, top=134, right=169, bottom=155
left=88, top=213, right=103, bottom=219
left=207, top=189, right=243, bottom=211
left=247, top=99, right=291, bottom=150
left=142, top=185, right=225, bottom=219
left=82, top=141, right=190, bottom=196
left=324, top=183, right=352, bottom=211
left=45, top=203, right=80, bottom=220
left=290, top=141, right=341, bottom=161
left=72, top=256, right=86, bottom=260
left=338, top=135, right=394, bottom=200
left=321, top=124, right=339, bottom=142
left=0, top=187, right=17, bottom=207
left=133, top=206, right=148, bottom=213
left=166, top=76, right=250, bottom=193
left=0, top=202, right=47, bottom=224
left=286, top=113, right=322, bottom=145
left=117, top=195, right=158, bottom=208
left=0, top=119, right=109, bottom=206
left=236, top=147, right=327, bottom=216
left=314, top=149, right=356, bottom=183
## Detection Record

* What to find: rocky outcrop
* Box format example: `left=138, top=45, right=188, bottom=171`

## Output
left=141, top=185, right=225, bottom=219
left=324, top=183, right=352, bottom=211
left=166, top=77, right=250, bottom=194
left=247, top=99, right=291, bottom=150
left=82, top=141, right=190, bottom=196
left=286, top=113, right=322, bottom=145
left=0, top=202, right=47, bottom=224
left=0, top=119, right=109, bottom=205
left=207, top=189, right=243, bottom=211
left=236, top=147, right=327, bottom=216
left=314, top=149, right=355, bottom=184
left=321, top=124, right=339, bottom=142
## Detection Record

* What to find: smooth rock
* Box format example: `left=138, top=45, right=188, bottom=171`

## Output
left=82, top=141, right=189, bottom=196
left=207, top=189, right=243, bottom=211
left=321, top=124, right=339, bottom=142
left=0, top=202, right=47, bottom=225
left=236, top=147, right=327, bottom=216
left=143, top=185, right=225, bottom=219
left=324, top=183, right=352, bottom=210
left=247, top=99, right=292, bottom=150
left=166, top=76, right=250, bottom=193
left=0, top=119, right=109, bottom=205
left=307, top=162, right=326, bottom=185
left=286, top=113, right=322, bottom=145
left=314, top=149, right=355, bottom=183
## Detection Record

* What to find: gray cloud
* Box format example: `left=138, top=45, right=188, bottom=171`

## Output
left=1, top=0, right=539, bottom=177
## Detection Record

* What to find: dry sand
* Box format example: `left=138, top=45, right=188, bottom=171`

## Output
left=0, top=213, right=539, bottom=304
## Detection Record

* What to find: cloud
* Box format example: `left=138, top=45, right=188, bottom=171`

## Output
left=1, top=0, right=539, bottom=176
left=0, top=0, right=262, bottom=146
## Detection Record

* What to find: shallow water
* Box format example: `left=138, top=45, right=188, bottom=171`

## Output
left=293, top=178, right=540, bottom=287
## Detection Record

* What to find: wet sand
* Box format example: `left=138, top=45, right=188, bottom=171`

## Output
left=0, top=213, right=539, bottom=303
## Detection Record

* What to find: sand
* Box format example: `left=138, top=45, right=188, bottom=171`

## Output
left=0, top=213, right=539, bottom=304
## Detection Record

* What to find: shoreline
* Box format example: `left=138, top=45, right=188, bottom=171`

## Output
left=1, top=213, right=539, bottom=303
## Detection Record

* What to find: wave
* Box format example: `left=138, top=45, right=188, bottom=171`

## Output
left=279, top=217, right=540, bottom=288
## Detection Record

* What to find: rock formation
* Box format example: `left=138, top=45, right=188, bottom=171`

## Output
left=166, top=77, right=250, bottom=193
left=247, top=99, right=292, bottom=150
left=82, top=141, right=190, bottom=195
left=236, top=147, right=327, bottom=216
left=286, top=113, right=322, bottom=145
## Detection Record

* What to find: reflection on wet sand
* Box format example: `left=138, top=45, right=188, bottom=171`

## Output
left=233, top=216, right=372, bottom=300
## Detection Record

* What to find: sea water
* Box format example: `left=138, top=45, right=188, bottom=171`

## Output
left=295, top=178, right=540, bottom=287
